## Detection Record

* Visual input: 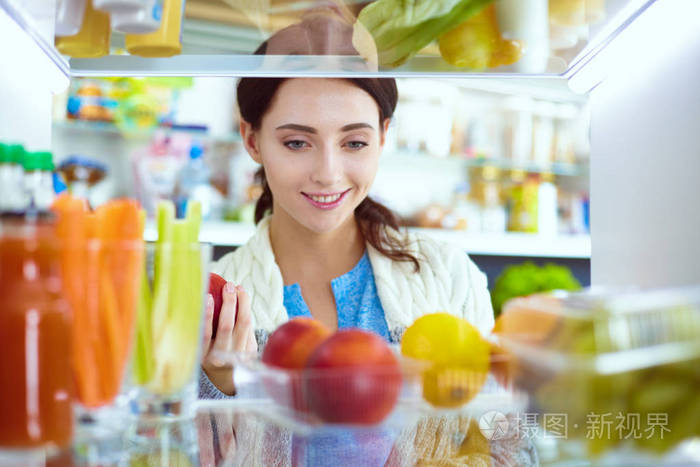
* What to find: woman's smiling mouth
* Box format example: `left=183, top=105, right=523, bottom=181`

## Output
left=302, top=189, right=351, bottom=210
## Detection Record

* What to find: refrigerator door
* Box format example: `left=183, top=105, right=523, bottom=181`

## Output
left=590, top=0, right=700, bottom=287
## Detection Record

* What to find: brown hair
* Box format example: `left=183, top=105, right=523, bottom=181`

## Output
left=237, top=77, right=419, bottom=271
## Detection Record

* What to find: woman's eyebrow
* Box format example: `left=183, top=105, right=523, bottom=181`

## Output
left=341, top=123, right=374, bottom=132
left=276, top=123, right=317, bottom=133
left=275, top=123, right=375, bottom=133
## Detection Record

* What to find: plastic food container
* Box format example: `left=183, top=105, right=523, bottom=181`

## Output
left=213, top=349, right=526, bottom=434
left=495, top=287, right=700, bottom=459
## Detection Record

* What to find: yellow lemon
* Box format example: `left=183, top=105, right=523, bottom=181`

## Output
left=402, top=312, right=490, bottom=407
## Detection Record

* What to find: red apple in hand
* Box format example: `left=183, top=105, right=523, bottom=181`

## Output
left=262, top=318, right=332, bottom=411
left=304, top=329, right=401, bottom=424
left=208, top=273, right=231, bottom=338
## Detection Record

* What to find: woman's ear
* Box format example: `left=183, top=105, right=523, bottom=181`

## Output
left=379, top=118, right=391, bottom=147
left=240, top=120, right=262, bottom=164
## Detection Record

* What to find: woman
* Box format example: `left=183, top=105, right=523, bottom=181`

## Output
left=199, top=76, right=494, bottom=398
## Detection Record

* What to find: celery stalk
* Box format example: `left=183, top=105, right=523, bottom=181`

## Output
left=133, top=270, right=154, bottom=385
left=151, top=202, right=174, bottom=348
left=147, top=201, right=204, bottom=395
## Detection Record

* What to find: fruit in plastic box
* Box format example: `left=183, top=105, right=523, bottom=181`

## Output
left=261, top=318, right=331, bottom=411
left=304, top=329, right=401, bottom=424
left=401, top=312, right=489, bottom=407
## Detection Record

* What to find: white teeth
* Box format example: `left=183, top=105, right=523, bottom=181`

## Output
left=309, top=193, right=342, bottom=203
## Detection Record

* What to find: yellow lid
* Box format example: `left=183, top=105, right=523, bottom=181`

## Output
left=55, top=0, right=110, bottom=58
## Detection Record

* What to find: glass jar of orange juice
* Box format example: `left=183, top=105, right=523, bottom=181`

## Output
left=0, top=213, right=74, bottom=453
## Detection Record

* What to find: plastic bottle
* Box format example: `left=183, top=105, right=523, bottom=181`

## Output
left=110, top=0, right=164, bottom=34
left=177, top=142, right=222, bottom=220
left=23, top=152, right=56, bottom=212
left=537, top=173, right=558, bottom=236
left=55, top=0, right=87, bottom=37
left=125, top=0, right=184, bottom=57
left=449, top=181, right=483, bottom=233
left=0, top=144, right=26, bottom=213
left=55, top=0, right=111, bottom=58
left=479, top=166, right=507, bottom=234
left=507, top=171, right=539, bottom=233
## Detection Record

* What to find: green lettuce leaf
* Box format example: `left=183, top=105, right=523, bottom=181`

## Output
left=356, top=0, right=494, bottom=67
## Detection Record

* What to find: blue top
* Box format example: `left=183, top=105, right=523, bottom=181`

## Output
left=283, top=251, right=391, bottom=341
left=283, top=251, right=394, bottom=466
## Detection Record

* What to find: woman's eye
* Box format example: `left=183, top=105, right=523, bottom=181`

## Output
left=284, top=140, right=308, bottom=150
left=346, top=141, right=368, bottom=150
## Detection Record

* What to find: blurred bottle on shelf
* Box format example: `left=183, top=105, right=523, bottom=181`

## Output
left=176, top=141, right=223, bottom=220
left=23, top=152, right=56, bottom=212
left=469, top=166, right=507, bottom=234
left=132, top=133, right=182, bottom=216
left=442, top=181, right=482, bottom=232
left=0, top=144, right=27, bottom=213
left=501, top=96, right=534, bottom=165
left=532, top=101, right=556, bottom=168
left=55, top=0, right=111, bottom=58
left=507, top=170, right=539, bottom=233
left=553, top=104, right=578, bottom=164
left=537, top=172, right=558, bottom=236
left=56, top=156, right=107, bottom=206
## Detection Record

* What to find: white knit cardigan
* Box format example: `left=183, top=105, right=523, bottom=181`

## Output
left=211, top=217, right=495, bottom=341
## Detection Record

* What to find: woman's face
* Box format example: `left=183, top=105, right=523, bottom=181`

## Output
left=242, top=78, right=388, bottom=235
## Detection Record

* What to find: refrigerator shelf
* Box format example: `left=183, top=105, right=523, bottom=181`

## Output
left=1, top=0, right=656, bottom=85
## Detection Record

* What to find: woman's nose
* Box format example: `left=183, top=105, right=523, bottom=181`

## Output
left=311, top=148, right=342, bottom=186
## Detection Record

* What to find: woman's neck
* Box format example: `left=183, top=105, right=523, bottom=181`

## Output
left=268, top=209, right=365, bottom=286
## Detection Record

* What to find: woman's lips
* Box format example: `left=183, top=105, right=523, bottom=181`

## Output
left=302, top=189, right=351, bottom=210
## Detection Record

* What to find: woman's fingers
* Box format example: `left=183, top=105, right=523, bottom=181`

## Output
left=212, top=282, right=238, bottom=354
left=232, top=287, right=253, bottom=353
left=201, top=294, right=214, bottom=361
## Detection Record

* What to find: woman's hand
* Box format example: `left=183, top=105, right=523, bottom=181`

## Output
left=201, top=282, right=257, bottom=395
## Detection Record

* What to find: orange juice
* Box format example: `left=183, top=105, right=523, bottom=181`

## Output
left=0, top=216, right=73, bottom=449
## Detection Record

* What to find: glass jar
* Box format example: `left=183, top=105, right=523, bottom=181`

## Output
left=0, top=214, right=74, bottom=453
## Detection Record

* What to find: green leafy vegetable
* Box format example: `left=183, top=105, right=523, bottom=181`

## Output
left=355, top=0, right=494, bottom=67
left=491, top=261, right=582, bottom=317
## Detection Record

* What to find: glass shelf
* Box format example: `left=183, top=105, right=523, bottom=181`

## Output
left=58, top=0, right=656, bottom=79
left=11, top=402, right=696, bottom=466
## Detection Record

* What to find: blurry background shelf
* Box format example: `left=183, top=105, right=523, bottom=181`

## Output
left=384, top=151, right=585, bottom=177
left=144, top=220, right=591, bottom=258
left=52, top=119, right=241, bottom=143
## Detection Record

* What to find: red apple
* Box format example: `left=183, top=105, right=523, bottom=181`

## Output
left=208, top=272, right=230, bottom=338
left=261, top=318, right=332, bottom=411
left=303, top=329, right=402, bottom=424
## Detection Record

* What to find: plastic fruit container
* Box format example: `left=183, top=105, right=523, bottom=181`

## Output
left=495, top=286, right=700, bottom=459
left=211, top=348, right=527, bottom=433
left=225, top=351, right=424, bottom=426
